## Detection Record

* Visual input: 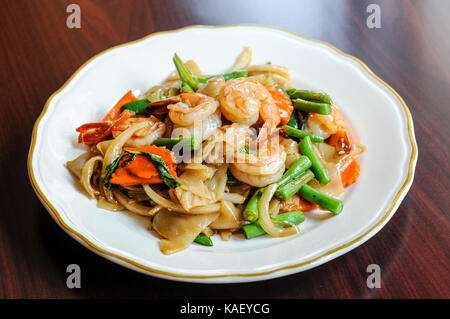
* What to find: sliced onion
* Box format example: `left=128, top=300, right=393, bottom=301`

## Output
left=102, top=121, right=149, bottom=177
left=112, top=189, right=151, bottom=216
left=97, top=197, right=124, bottom=211
left=80, top=155, right=103, bottom=199
left=143, top=184, right=220, bottom=215
left=209, top=200, right=242, bottom=230
left=229, top=47, right=252, bottom=72
left=66, top=151, right=92, bottom=179
left=143, top=184, right=185, bottom=212
left=258, top=184, right=299, bottom=237
left=269, top=198, right=281, bottom=218
left=189, top=203, right=221, bottom=214
left=222, top=192, right=246, bottom=204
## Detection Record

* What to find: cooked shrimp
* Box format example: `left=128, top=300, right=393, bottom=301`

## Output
left=197, top=76, right=226, bottom=99
left=230, top=145, right=286, bottom=187
left=167, top=93, right=219, bottom=127
left=306, top=103, right=354, bottom=154
left=306, top=103, right=349, bottom=137
left=219, top=78, right=280, bottom=127
left=111, top=115, right=165, bottom=147
left=173, top=109, right=222, bottom=141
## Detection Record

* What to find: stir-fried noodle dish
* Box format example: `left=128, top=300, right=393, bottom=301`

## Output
left=67, top=48, right=366, bottom=254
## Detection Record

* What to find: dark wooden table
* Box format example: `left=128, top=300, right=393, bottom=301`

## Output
left=0, top=0, right=448, bottom=299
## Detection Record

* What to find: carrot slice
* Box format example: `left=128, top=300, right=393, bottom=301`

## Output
left=108, top=166, right=162, bottom=186
left=297, top=198, right=320, bottom=211
left=102, top=90, right=138, bottom=122
left=280, top=197, right=319, bottom=213
left=109, top=145, right=177, bottom=186
left=341, top=159, right=360, bottom=187
left=269, top=89, right=294, bottom=125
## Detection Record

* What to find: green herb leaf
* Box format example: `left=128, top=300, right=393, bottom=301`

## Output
left=240, top=145, right=257, bottom=154
left=226, top=171, right=241, bottom=186
left=125, top=150, right=181, bottom=188
left=122, top=153, right=136, bottom=167
left=103, top=154, right=127, bottom=189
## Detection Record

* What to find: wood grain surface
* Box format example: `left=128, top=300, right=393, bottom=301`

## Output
left=0, top=0, right=448, bottom=298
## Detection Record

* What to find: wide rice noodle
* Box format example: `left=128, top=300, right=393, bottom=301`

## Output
left=80, top=155, right=103, bottom=199
left=229, top=47, right=252, bottom=71
left=142, top=184, right=221, bottom=214
left=112, top=189, right=151, bottom=216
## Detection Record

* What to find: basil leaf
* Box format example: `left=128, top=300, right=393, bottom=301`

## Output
left=103, top=154, right=126, bottom=189
left=122, top=153, right=136, bottom=167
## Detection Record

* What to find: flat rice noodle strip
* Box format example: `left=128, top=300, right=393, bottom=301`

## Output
left=142, top=184, right=219, bottom=214
left=271, top=73, right=293, bottom=90
left=97, top=197, right=124, bottom=211
left=96, top=139, right=114, bottom=156
left=80, top=155, right=103, bottom=199
left=178, top=171, right=213, bottom=199
left=209, top=200, right=242, bottom=230
left=174, top=187, right=215, bottom=212
left=229, top=47, right=252, bottom=72
left=222, top=192, right=246, bottom=204
left=182, top=163, right=217, bottom=181
left=312, top=143, right=344, bottom=196
left=112, top=189, right=151, bottom=216
left=219, top=230, right=232, bottom=241
left=206, top=165, right=228, bottom=201
left=152, top=210, right=219, bottom=254
left=67, top=151, right=92, bottom=179
left=246, top=64, right=290, bottom=79
left=143, top=184, right=185, bottom=212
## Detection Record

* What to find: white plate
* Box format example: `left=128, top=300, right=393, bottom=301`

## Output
left=28, top=25, right=418, bottom=283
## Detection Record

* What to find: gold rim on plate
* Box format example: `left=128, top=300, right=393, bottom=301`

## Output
left=27, top=24, right=418, bottom=280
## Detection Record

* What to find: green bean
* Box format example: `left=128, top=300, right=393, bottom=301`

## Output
left=276, top=155, right=312, bottom=188
left=199, top=70, right=248, bottom=83
left=299, top=185, right=343, bottom=215
left=299, top=136, right=331, bottom=185
left=243, top=211, right=305, bottom=239
left=243, top=188, right=265, bottom=222
left=293, top=98, right=332, bottom=115
left=281, top=125, right=324, bottom=143
left=181, top=82, right=194, bottom=93
left=243, top=156, right=311, bottom=222
left=173, top=53, right=199, bottom=91
left=121, top=99, right=150, bottom=114
left=153, top=137, right=201, bottom=151
left=194, top=233, right=213, bottom=246
left=287, top=89, right=331, bottom=104
left=275, top=170, right=315, bottom=201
